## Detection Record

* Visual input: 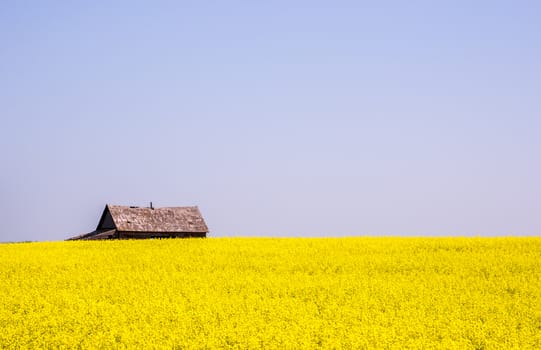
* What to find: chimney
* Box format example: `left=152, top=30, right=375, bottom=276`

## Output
left=150, top=201, right=154, bottom=210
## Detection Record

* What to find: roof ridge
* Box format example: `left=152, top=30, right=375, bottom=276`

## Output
left=107, top=204, right=198, bottom=209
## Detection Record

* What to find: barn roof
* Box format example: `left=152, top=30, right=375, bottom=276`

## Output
left=104, top=205, right=208, bottom=233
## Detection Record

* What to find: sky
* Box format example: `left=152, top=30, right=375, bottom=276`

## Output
left=1, top=1, right=540, bottom=241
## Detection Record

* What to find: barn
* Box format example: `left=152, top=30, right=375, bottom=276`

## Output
left=68, top=204, right=208, bottom=240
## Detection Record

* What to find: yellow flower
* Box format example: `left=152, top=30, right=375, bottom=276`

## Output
left=0, top=238, right=539, bottom=348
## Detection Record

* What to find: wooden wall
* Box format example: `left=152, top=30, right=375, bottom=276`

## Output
left=117, top=231, right=206, bottom=239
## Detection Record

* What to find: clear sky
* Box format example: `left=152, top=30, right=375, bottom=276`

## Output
left=1, top=1, right=540, bottom=241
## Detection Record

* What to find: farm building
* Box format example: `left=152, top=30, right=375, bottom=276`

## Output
left=68, top=204, right=208, bottom=240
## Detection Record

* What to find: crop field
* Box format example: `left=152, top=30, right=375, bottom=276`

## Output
left=0, top=238, right=540, bottom=349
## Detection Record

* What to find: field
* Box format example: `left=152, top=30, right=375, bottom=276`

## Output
left=0, top=238, right=540, bottom=349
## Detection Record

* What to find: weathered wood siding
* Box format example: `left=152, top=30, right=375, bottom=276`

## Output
left=117, top=231, right=206, bottom=239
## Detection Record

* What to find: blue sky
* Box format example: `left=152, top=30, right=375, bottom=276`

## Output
left=1, top=1, right=540, bottom=241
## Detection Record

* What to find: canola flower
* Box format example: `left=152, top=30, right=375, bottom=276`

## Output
left=0, top=237, right=540, bottom=349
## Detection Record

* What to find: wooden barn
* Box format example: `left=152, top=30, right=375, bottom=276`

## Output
left=68, top=204, right=208, bottom=240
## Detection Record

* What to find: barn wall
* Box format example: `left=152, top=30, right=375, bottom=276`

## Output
left=85, top=229, right=117, bottom=240
left=117, top=231, right=206, bottom=239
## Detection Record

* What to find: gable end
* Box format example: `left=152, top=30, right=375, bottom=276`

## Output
left=96, top=205, right=117, bottom=230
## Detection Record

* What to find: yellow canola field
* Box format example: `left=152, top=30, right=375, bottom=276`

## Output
left=0, top=238, right=540, bottom=349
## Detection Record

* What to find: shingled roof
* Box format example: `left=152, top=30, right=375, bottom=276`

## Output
left=67, top=204, right=209, bottom=240
left=105, top=205, right=208, bottom=233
